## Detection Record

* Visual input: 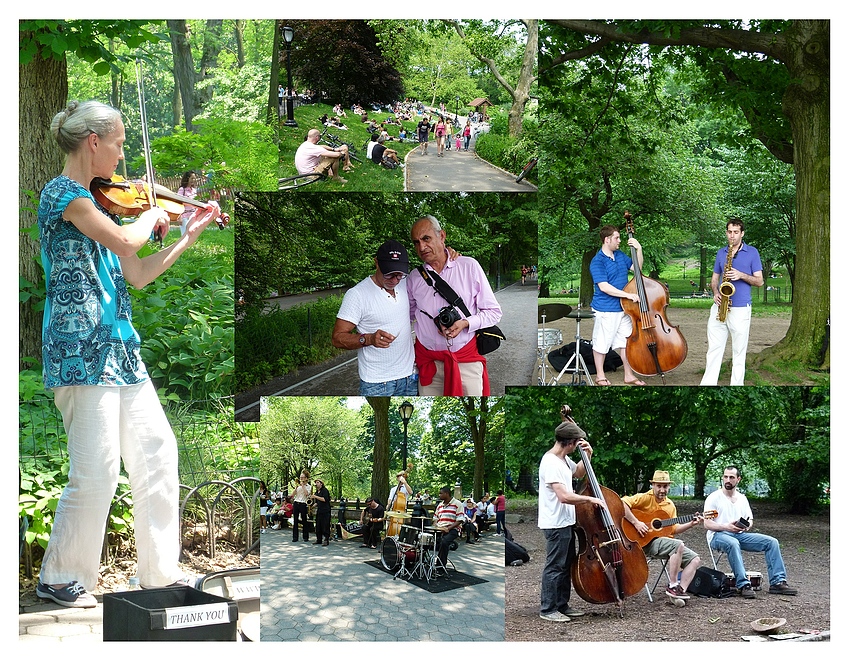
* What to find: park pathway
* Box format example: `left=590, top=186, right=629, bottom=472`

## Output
left=260, top=526, right=505, bottom=641
left=404, top=138, right=536, bottom=192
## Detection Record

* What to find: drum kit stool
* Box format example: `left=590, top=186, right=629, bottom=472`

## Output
left=538, top=304, right=595, bottom=386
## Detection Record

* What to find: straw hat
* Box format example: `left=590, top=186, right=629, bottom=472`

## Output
left=649, top=470, right=673, bottom=484
left=750, top=617, right=786, bottom=634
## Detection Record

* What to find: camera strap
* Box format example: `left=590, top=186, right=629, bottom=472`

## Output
left=416, top=265, right=472, bottom=317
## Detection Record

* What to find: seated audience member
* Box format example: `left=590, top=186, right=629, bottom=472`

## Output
left=294, top=128, right=352, bottom=183
left=368, top=133, right=402, bottom=168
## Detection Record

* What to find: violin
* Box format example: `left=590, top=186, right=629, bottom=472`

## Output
left=621, top=211, right=688, bottom=380
left=561, top=405, right=648, bottom=615
left=92, top=175, right=230, bottom=230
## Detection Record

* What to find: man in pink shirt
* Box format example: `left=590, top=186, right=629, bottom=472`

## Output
left=407, top=215, right=502, bottom=396
left=294, top=128, right=352, bottom=183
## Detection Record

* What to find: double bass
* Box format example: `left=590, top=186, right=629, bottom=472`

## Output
left=386, top=467, right=412, bottom=538
left=621, top=211, right=688, bottom=381
left=563, top=406, right=648, bottom=615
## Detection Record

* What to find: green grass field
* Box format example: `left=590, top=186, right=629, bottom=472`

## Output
left=277, top=102, right=428, bottom=192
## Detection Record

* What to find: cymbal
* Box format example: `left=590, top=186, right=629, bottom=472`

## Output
left=538, top=303, right=572, bottom=324
left=385, top=511, right=412, bottom=518
left=567, top=309, right=596, bottom=319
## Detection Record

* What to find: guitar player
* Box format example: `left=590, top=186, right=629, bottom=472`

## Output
left=621, top=470, right=704, bottom=604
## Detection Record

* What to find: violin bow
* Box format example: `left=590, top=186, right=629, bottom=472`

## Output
left=135, top=59, right=164, bottom=245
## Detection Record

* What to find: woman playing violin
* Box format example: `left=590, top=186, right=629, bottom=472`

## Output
left=35, top=100, right=221, bottom=608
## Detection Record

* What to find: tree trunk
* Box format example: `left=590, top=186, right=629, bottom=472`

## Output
left=367, top=397, right=391, bottom=503
left=755, top=20, right=830, bottom=369
left=267, top=20, right=282, bottom=126
left=197, top=20, right=224, bottom=109
left=234, top=20, right=245, bottom=68
left=463, top=397, right=488, bottom=501
left=167, top=19, right=197, bottom=131
left=19, top=42, right=67, bottom=370
left=507, top=19, right=538, bottom=138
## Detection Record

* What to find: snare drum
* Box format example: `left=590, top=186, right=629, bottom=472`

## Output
left=747, top=571, right=763, bottom=590
left=380, top=536, right=416, bottom=572
left=398, top=525, right=420, bottom=546
left=538, top=328, right=562, bottom=349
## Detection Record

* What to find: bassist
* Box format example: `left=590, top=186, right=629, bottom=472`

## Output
left=621, top=471, right=703, bottom=603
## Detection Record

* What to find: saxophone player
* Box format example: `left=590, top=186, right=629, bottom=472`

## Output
left=700, top=218, right=764, bottom=386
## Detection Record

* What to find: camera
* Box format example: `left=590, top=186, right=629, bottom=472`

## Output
left=435, top=305, right=462, bottom=329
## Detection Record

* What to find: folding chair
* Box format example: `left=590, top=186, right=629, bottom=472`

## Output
left=706, top=532, right=727, bottom=571
left=644, top=554, right=670, bottom=602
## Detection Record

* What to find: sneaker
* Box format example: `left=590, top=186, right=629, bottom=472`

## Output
left=260, top=528, right=266, bottom=533
left=768, top=581, right=798, bottom=595
left=36, top=581, right=97, bottom=608
left=539, top=611, right=571, bottom=622
left=665, top=584, right=690, bottom=600
left=739, top=584, right=756, bottom=599
left=141, top=573, right=200, bottom=589
left=561, top=607, right=586, bottom=617
left=509, top=559, right=524, bottom=566
left=322, top=540, right=329, bottom=546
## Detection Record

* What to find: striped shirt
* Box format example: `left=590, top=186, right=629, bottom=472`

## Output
left=434, top=497, right=464, bottom=529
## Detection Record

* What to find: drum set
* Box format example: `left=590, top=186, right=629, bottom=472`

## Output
left=380, top=518, right=453, bottom=582
left=537, top=303, right=596, bottom=386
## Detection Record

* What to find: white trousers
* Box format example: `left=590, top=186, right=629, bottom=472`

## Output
left=700, top=304, right=752, bottom=386
left=40, top=381, right=183, bottom=591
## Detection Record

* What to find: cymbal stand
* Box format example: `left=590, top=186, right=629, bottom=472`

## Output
left=549, top=305, right=594, bottom=386
left=537, top=309, right=550, bottom=385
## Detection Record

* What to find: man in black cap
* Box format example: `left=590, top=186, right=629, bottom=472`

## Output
left=332, top=240, right=418, bottom=396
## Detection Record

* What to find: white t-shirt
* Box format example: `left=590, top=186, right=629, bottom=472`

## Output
left=337, top=275, right=415, bottom=383
left=366, top=141, right=376, bottom=159
left=704, top=488, right=754, bottom=542
left=538, top=451, right=578, bottom=529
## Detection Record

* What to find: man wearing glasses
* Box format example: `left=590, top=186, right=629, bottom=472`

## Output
left=332, top=240, right=418, bottom=396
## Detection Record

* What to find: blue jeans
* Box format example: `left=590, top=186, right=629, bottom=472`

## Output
left=710, top=531, right=788, bottom=588
left=358, top=375, right=418, bottom=397
left=495, top=510, right=506, bottom=535
left=540, top=526, right=575, bottom=614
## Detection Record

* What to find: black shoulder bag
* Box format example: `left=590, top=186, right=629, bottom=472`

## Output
left=416, top=265, right=506, bottom=355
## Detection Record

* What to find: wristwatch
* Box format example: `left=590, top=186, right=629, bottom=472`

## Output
left=358, top=333, right=367, bottom=346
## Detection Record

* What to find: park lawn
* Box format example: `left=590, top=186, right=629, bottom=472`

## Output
left=278, top=102, right=423, bottom=192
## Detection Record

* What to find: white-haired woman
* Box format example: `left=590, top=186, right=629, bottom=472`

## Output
left=35, top=100, right=220, bottom=608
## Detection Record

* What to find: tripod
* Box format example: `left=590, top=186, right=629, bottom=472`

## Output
left=549, top=307, right=595, bottom=386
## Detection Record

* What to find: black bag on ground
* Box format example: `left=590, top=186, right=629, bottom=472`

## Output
left=547, top=339, right=622, bottom=375
left=505, top=537, right=529, bottom=566
left=686, top=566, right=734, bottom=598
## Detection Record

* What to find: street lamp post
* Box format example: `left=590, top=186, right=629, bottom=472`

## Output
left=399, top=401, right=414, bottom=472
left=282, top=26, right=298, bottom=128
left=455, top=96, right=460, bottom=123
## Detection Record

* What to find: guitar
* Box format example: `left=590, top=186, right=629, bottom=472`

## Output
left=622, top=509, right=718, bottom=548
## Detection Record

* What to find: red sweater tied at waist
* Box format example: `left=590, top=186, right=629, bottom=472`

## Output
left=414, top=338, right=490, bottom=396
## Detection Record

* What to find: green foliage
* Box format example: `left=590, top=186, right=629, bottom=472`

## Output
left=145, top=118, right=277, bottom=191
left=20, top=20, right=164, bottom=69
left=235, top=295, right=343, bottom=391
left=258, top=397, right=369, bottom=499
left=128, top=228, right=234, bottom=400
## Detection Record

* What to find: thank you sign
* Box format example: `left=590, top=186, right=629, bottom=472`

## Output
left=163, top=602, right=231, bottom=629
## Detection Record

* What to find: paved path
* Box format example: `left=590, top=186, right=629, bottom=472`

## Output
left=260, top=528, right=505, bottom=641
left=404, top=146, right=536, bottom=192
left=19, top=602, right=104, bottom=643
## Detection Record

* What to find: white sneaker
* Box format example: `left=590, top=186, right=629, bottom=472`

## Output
left=539, top=610, right=571, bottom=622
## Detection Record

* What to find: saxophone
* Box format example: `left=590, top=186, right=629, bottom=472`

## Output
left=717, top=244, right=736, bottom=322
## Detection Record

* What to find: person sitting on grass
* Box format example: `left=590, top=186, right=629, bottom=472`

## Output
left=294, top=128, right=352, bottom=183
left=368, top=133, right=402, bottom=169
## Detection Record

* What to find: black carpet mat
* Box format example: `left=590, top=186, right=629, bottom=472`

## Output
left=364, top=560, right=488, bottom=593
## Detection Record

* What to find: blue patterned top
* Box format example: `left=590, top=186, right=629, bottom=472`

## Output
left=38, top=175, right=148, bottom=389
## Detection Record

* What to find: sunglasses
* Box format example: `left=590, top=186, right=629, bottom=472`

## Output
left=383, top=272, right=407, bottom=281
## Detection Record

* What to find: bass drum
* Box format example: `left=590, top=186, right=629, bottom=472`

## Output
left=380, top=536, right=415, bottom=572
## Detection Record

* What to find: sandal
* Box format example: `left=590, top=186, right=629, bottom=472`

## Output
left=595, top=378, right=610, bottom=386
left=624, top=378, right=646, bottom=386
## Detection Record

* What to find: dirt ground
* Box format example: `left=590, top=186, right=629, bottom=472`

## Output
left=505, top=500, right=830, bottom=642
left=537, top=307, right=814, bottom=386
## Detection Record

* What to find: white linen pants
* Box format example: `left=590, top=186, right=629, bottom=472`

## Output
left=39, top=381, right=183, bottom=591
left=700, top=303, right=752, bottom=386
